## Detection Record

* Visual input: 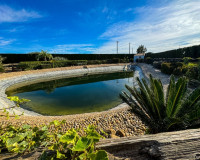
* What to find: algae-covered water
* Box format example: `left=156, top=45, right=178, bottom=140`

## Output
left=6, top=67, right=143, bottom=115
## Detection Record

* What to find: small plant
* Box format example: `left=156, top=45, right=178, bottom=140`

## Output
left=0, top=124, right=48, bottom=154
left=7, top=96, right=30, bottom=108
left=0, top=96, right=30, bottom=119
left=120, top=75, right=200, bottom=133
left=40, top=121, right=108, bottom=160
left=0, top=120, right=108, bottom=160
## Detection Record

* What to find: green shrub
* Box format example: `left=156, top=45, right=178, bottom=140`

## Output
left=112, top=58, right=120, bottom=63
left=0, top=64, right=4, bottom=72
left=161, top=62, right=184, bottom=75
left=172, top=67, right=182, bottom=76
left=120, top=75, right=200, bottom=133
left=18, top=60, right=88, bottom=70
left=183, top=57, right=192, bottom=65
left=173, top=62, right=184, bottom=68
left=161, top=63, right=173, bottom=74
left=153, top=61, right=162, bottom=69
left=145, top=57, right=153, bottom=64
left=138, top=58, right=144, bottom=63
left=186, top=66, right=199, bottom=80
left=53, top=57, right=68, bottom=61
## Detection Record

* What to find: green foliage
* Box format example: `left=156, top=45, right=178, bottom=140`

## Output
left=18, top=58, right=129, bottom=71
left=183, top=57, right=192, bottom=65
left=0, top=64, right=4, bottom=72
left=1, top=96, right=29, bottom=119
left=161, top=63, right=174, bottom=75
left=0, top=55, right=6, bottom=64
left=136, top=45, right=147, bottom=54
left=0, top=124, right=48, bottom=154
left=36, top=50, right=53, bottom=61
left=7, top=96, right=30, bottom=107
left=160, top=61, right=200, bottom=80
left=0, top=55, right=6, bottom=72
left=137, top=58, right=144, bottom=63
left=18, top=60, right=88, bottom=70
left=186, top=66, right=199, bottom=80
left=145, top=57, right=153, bottom=64
left=0, top=120, right=108, bottom=160
left=153, top=61, right=162, bottom=69
left=0, top=53, right=133, bottom=63
left=120, top=75, right=200, bottom=133
left=146, top=45, right=200, bottom=58
left=53, top=57, right=68, bottom=61
left=161, top=62, right=185, bottom=76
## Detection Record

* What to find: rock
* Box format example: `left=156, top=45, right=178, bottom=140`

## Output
left=116, top=130, right=125, bottom=137
left=105, top=129, right=116, bottom=135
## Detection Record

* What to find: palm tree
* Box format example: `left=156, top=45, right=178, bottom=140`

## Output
left=120, top=75, right=200, bottom=133
left=36, top=50, right=53, bottom=61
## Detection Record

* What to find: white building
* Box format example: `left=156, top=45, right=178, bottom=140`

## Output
left=134, top=53, right=145, bottom=62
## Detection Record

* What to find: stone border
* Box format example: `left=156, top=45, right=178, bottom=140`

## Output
left=0, top=65, right=129, bottom=116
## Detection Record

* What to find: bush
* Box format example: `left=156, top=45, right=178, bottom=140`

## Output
left=112, top=58, right=120, bottom=63
left=173, top=62, right=184, bottom=67
left=138, top=58, right=144, bottom=63
left=186, top=66, right=199, bottom=80
left=53, top=56, right=68, bottom=61
left=87, top=60, right=102, bottom=65
left=172, top=67, right=182, bottom=76
left=145, top=57, right=153, bottom=64
left=161, top=62, right=185, bottom=76
left=153, top=61, right=162, bottom=69
left=183, top=57, right=192, bottom=65
left=120, top=75, right=200, bottom=133
left=161, top=62, right=173, bottom=74
left=0, top=64, right=4, bottom=72
left=18, top=60, right=88, bottom=70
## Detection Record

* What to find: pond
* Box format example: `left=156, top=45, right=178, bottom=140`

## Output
left=6, top=66, right=143, bottom=116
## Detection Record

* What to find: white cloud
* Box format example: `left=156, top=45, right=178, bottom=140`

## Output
left=0, top=5, right=42, bottom=23
left=0, top=37, right=15, bottom=46
left=97, top=0, right=200, bottom=53
left=49, top=44, right=97, bottom=53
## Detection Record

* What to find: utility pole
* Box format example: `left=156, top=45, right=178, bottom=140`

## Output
left=129, top=43, right=131, bottom=54
left=116, top=41, right=119, bottom=54
left=132, top=48, right=133, bottom=54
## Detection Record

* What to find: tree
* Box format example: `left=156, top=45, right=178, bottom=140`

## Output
left=137, top=45, right=147, bottom=54
left=120, top=75, right=200, bottom=133
left=0, top=55, right=6, bottom=64
left=36, top=50, right=53, bottom=61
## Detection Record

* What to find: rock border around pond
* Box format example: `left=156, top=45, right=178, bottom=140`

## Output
left=0, top=64, right=131, bottom=116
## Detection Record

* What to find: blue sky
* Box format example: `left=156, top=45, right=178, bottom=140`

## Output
left=0, top=0, right=200, bottom=54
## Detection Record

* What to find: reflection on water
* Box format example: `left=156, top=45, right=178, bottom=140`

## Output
left=6, top=67, right=143, bottom=115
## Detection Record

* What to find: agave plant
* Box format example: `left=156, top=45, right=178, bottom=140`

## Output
left=120, top=75, right=200, bottom=133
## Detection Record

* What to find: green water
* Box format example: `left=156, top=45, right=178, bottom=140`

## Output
left=6, top=69, right=142, bottom=115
